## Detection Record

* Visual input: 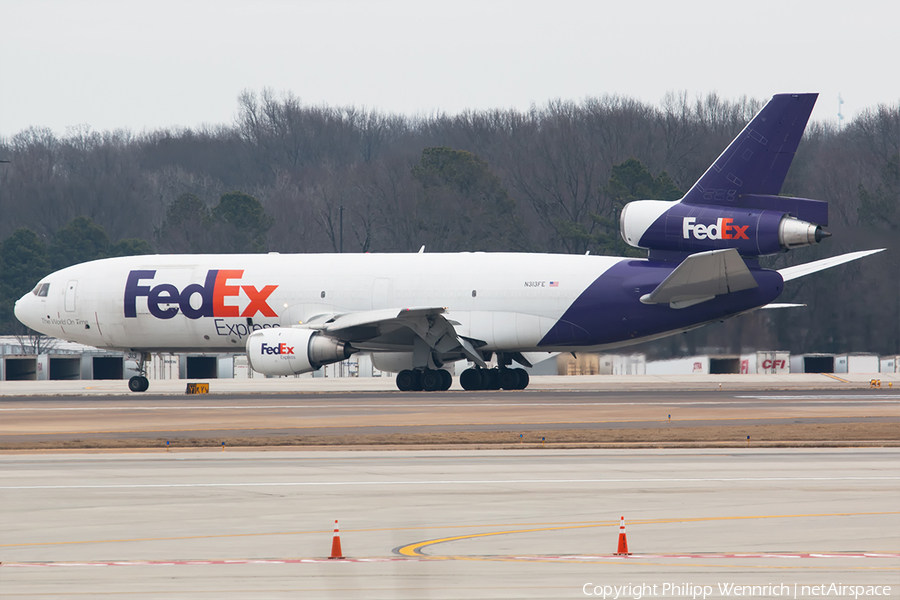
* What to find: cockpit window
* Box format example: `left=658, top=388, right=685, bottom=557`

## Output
left=37, top=283, right=50, bottom=297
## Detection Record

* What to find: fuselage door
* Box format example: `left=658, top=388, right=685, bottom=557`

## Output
left=65, top=280, right=78, bottom=312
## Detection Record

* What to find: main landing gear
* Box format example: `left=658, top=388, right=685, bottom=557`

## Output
left=128, top=352, right=150, bottom=392
left=460, top=367, right=529, bottom=391
left=393, top=351, right=531, bottom=392
left=396, top=368, right=453, bottom=392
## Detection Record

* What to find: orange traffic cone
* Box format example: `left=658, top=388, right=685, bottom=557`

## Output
left=329, top=520, right=344, bottom=559
left=614, top=516, right=631, bottom=555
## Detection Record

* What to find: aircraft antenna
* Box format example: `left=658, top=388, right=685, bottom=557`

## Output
left=339, top=205, right=344, bottom=253
left=837, top=94, right=845, bottom=132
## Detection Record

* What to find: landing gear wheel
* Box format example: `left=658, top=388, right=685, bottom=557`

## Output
left=460, top=368, right=483, bottom=390
left=128, top=352, right=151, bottom=392
left=421, top=369, right=443, bottom=392
left=484, top=368, right=501, bottom=390
left=499, top=369, right=519, bottom=390
left=128, top=376, right=149, bottom=393
left=396, top=369, right=419, bottom=392
left=439, top=369, right=453, bottom=391
left=514, top=368, right=529, bottom=390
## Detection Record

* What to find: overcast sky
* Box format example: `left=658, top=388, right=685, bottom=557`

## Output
left=1, top=0, right=897, bottom=138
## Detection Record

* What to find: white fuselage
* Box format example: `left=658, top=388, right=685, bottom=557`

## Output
left=15, top=252, right=627, bottom=354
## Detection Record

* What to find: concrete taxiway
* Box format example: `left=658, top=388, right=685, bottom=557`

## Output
left=2, top=372, right=898, bottom=396
left=1, top=449, right=898, bottom=599
left=1, top=388, right=898, bottom=449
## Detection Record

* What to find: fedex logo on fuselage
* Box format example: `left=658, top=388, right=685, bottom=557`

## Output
left=683, top=217, right=749, bottom=241
left=125, top=270, right=278, bottom=320
left=260, top=342, right=294, bottom=355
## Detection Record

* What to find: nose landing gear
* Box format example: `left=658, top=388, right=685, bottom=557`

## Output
left=128, top=376, right=149, bottom=392
left=128, top=352, right=150, bottom=392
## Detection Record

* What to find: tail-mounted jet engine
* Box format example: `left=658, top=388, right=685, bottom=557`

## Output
left=619, top=196, right=830, bottom=257
left=246, top=328, right=356, bottom=376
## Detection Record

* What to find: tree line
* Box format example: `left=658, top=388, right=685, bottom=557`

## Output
left=1, top=90, right=897, bottom=356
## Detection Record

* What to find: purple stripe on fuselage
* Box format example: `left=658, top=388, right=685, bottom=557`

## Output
left=539, top=259, right=783, bottom=347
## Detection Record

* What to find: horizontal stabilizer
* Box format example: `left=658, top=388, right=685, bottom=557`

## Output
left=641, top=248, right=758, bottom=309
left=760, top=303, right=807, bottom=309
left=778, top=249, right=885, bottom=282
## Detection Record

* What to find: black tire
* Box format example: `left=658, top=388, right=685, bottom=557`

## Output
left=128, top=376, right=146, bottom=393
left=396, top=369, right=417, bottom=391
left=459, top=368, right=483, bottom=390
left=514, top=368, right=529, bottom=390
left=421, top=369, right=442, bottom=392
left=499, top=368, right=519, bottom=390
left=484, top=368, right=501, bottom=390
left=439, top=369, right=453, bottom=391
left=139, top=376, right=150, bottom=392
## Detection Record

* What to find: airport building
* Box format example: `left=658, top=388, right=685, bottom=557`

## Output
left=646, top=352, right=790, bottom=375
left=0, top=336, right=385, bottom=382
left=632, top=351, right=888, bottom=375
left=0, top=336, right=894, bottom=381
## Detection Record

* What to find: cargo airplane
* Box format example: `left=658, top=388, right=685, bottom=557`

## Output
left=14, top=93, right=883, bottom=392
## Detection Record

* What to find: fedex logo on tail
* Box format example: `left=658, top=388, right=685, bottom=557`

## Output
left=683, top=217, right=749, bottom=241
left=125, top=270, right=278, bottom=320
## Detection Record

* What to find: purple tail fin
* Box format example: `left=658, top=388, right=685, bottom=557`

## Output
left=682, top=93, right=818, bottom=205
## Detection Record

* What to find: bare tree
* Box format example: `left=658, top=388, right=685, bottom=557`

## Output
left=14, top=331, right=58, bottom=355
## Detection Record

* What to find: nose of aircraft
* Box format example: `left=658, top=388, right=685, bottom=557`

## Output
left=14, top=292, right=38, bottom=330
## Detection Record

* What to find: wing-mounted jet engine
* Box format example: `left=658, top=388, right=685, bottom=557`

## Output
left=246, top=328, right=356, bottom=376
left=619, top=94, right=831, bottom=258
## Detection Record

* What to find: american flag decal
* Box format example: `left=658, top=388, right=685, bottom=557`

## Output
left=549, top=281, right=559, bottom=287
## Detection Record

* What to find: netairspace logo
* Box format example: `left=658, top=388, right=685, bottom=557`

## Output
left=582, top=582, right=892, bottom=599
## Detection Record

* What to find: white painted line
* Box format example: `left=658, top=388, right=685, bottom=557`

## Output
left=2, top=476, right=898, bottom=490
left=735, top=395, right=900, bottom=400
left=7, top=554, right=897, bottom=569
left=2, top=398, right=898, bottom=412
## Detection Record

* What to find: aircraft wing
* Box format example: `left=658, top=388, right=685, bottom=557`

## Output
left=313, top=307, right=447, bottom=331
left=312, top=306, right=488, bottom=368
left=640, top=248, right=758, bottom=309
left=777, top=248, right=885, bottom=282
